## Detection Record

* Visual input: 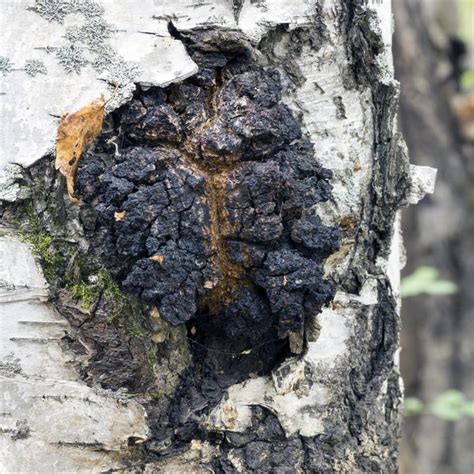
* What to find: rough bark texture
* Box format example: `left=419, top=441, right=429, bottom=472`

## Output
left=394, top=1, right=474, bottom=473
left=1, top=1, right=434, bottom=472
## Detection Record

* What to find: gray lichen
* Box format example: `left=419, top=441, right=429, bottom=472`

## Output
left=105, top=57, right=141, bottom=85
left=66, top=17, right=112, bottom=48
left=0, top=352, right=25, bottom=378
left=29, top=0, right=136, bottom=102
left=91, top=44, right=116, bottom=72
left=64, top=25, right=84, bottom=44
left=0, top=56, right=13, bottom=76
left=101, top=57, right=142, bottom=109
left=24, top=59, right=47, bottom=77
left=79, top=0, right=105, bottom=18
left=11, top=420, right=31, bottom=441
left=31, top=0, right=104, bottom=23
left=89, top=43, right=141, bottom=84
left=31, top=0, right=71, bottom=23
left=82, top=17, right=112, bottom=46
left=56, top=44, right=88, bottom=74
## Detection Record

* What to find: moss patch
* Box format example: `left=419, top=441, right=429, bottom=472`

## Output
left=16, top=203, right=74, bottom=283
left=70, top=268, right=125, bottom=313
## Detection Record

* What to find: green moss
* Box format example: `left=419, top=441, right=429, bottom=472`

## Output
left=70, top=281, right=99, bottom=310
left=146, top=348, right=157, bottom=366
left=126, top=318, right=146, bottom=338
left=99, top=270, right=125, bottom=302
left=17, top=203, right=73, bottom=283
left=149, top=391, right=164, bottom=405
left=70, top=269, right=126, bottom=314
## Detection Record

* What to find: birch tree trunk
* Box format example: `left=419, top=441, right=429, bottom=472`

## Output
left=0, top=1, right=434, bottom=472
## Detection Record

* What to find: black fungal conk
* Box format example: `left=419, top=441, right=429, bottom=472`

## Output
left=76, top=36, right=339, bottom=354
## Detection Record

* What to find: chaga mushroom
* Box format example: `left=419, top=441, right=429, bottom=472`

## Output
left=75, top=43, right=340, bottom=352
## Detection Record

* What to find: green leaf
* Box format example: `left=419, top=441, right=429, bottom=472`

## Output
left=401, top=266, right=437, bottom=297
left=424, top=280, right=459, bottom=296
left=462, top=401, right=474, bottom=417
left=429, top=390, right=466, bottom=421
left=405, top=390, right=474, bottom=421
left=460, top=70, right=474, bottom=92
left=404, top=397, right=425, bottom=416
left=401, top=266, right=458, bottom=298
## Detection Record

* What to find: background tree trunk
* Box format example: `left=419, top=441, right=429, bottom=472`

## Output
left=394, top=1, right=474, bottom=473
left=1, top=1, right=434, bottom=472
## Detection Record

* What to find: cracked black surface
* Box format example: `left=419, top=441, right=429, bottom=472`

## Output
left=76, top=36, right=339, bottom=353
left=215, top=406, right=305, bottom=473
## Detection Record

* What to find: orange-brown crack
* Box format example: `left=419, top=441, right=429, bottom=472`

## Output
left=177, top=73, right=250, bottom=313
left=201, top=170, right=250, bottom=313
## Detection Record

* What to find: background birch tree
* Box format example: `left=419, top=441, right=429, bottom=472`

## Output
left=1, top=0, right=435, bottom=472
left=394, top=1, right=474, bottom=472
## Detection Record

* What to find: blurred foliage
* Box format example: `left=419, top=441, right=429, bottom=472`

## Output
left=402, top=267, right=468, bottom=422
left=405, top=390, right=474, bottom=421
left=401, top=266, right=458, bottom=298
left=460, top=70, right=474, bottom=90
left=459, top=0, right=474, bottom=50
left=460, top=0, right=474, bottom=91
